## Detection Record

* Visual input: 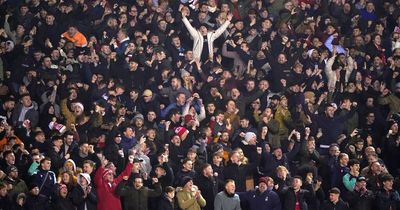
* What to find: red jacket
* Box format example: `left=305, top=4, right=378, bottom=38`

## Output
left=95, top=163, right=133, bottom=210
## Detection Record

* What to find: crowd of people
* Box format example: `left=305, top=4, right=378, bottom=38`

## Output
left=1, top=0, right=400, bottom=209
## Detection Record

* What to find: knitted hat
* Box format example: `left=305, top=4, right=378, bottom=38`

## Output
left=242, top=132, right=256, bottom=145
left=28, top=183, right=39, bottom=191
left=180, top=176, right=193, bottom=187
left=79, top=173, right=91, bottom=185
left=73, top=102, right=84, bottom=111
left=6, top=165, right=18, bottom=174
left=102, top=169, right=113, bottom=178
left=174, top=127, right=188, bottom=139
left=259, top=177, right=270, bottom=185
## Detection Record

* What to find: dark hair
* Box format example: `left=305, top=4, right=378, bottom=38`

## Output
left=164, top=186, right=175, bottom=193
left=348, top=159, right=360, bottom=167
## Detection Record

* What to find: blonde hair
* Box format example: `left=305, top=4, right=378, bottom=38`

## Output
left=233, top=148, right=248, bottom=164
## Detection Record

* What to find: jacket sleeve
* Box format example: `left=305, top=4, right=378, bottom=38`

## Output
left=147, top=183, right=162, bottom=197
left=197, top=193, right=207, bottom=207
left=182, top=17, right=199, bottom=39
left=211, top=20, right=231, bottom=41
left=214, top=194, right=222, bottom=210
left=115, top=181, right=129, bottom=196
left=94, top=165, right=105, bottom=187
left=342, top=174, right=356, bottom=191
left=177, top=192, right=197, bottom=209
left=115, top=162, right=133, bottom=185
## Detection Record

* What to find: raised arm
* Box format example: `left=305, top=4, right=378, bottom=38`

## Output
left=181, top=10, right=198, bottom=38
left=210, top=14, right=232, bottom=40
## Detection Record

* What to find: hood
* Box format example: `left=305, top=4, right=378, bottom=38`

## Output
left=78, top=173, right=91, bottom=186
left=64, top=159, right=77, bottom=172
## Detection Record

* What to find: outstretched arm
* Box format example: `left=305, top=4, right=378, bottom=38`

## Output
left=181, top=10, right=198, bottom=38
left=211, top=14, right=232, bottom=40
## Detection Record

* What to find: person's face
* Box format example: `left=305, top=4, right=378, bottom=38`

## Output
left=46, top=15, right=55, bottom=25
left=340, top=155, right=349, bottom=166
left=206, top=103, right=216, bottom=113
left=230, top=152, right=240, bottom=164
left=5, top=153, right=15, bottom=165
left=292, top=178, right=302, bottom=190
left=238, top=118, right=248, bottom=128
left=80, top=144, right=89, bottom=155
left=31, top=186, right=40, bottom=196
left=356, top=141, right=364, bottom=150
left=273, top=148, right=283, bottom=159
left=225, top=181, right=236, bottom=194
left=371, top=162, right=381, bottom=173
left=176, top=94, right=186, bottom=105
left=79, top=176, right=88, bottom=186
left=21, top=95, right=32, bottom=107
left=351, top=164, right=360, bottom=172
left=383, top=180, right=393, bottom=190
left=41, top=160, right=51, bottom=171
left=183, top=160, right=193, bottom=171
left=203, top=165, right=213, bottom=177
left=124, top=128, right=134, bottom=138
left=246, top=81, right=255, bottom=91
left=228, top=89, right=239, bottom=100
left=373, top=35, right=382, bottom=45
left=258, top=182, right=268, bottom=193
left=67, top=27, right=77, bottom=37
left=172, top=37, right=181, bottom=47
left=64, top=135, right=74, bottom=146
left=171, top=78, right=179, bottom=89
left=184, top=180, right=193, bottom=189
left=9, top=170, right=18, bottom=179
left=62, top=173, right=70, bottom=183
left=134, top=178, right=143, bottom=189
left=0, top=187, right=7, bottom=197
left=171, top=135, right=181, bottom=145
left=326, top=106, right=335, bottom=118
left=329, top=193, right=340, bottom=203
left=83, top=163, right=93, bottom=174
left=167, top=191, right=175, bottom=199
left=277, top=54, right=287, bottom=64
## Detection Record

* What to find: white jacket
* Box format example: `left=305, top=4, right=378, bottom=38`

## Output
left=182, top=17, right=231, bottom=60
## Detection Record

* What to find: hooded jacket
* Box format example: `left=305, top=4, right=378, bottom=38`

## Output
left=70, top=173, right=97, bottom=210
left=94, top=163, right=133, bottom=210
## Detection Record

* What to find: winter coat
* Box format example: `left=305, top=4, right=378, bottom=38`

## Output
left=70, top=185, right=97, bottom=210
left=321, top=199, right=349, bottom=210
left=238, top=188, right=281, bottom=210
left=157, top=195, right=177, bottom=210
left=194, top=175, right=219, bottom=210
left=24, top=193, right=51, bottom=210
left=214, top=191, right=241, bottom=210
left=376, top=189, right=400, bottom=210
left=115, top=181, right=162, bottom=210
left=176, top=186, right=206, bottom=210
left=94, top=163, right=133, bottom=210
left=181, top=16, right=230, bottom=61
left=32, top=169, right=57, bottom=198
left=347, top=188, right=375, bottom=210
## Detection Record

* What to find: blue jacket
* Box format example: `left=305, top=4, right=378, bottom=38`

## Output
left=238, top=188, right=281, bottom=210
left=120, top=136, right=137, bottom=155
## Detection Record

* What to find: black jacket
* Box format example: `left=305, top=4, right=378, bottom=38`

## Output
left=281, top=187, right=315, bottom=210
left=24, top=193, right=51, bottom=210
left=347, top=188, right=375, bottom=210
left=115, top=181, right=162, bottom=210
left=70, top=185, right=97, bottom=210
left=157, top=195, right=177, bottom=210
left=321, top=199, right=349, bottom=210
left=194, top=174, right=220, bottom=210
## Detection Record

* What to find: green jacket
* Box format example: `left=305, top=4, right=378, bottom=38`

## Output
left=176, top=186, right=206, bottom=210
left=116, top=181, right=162, bottom=210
